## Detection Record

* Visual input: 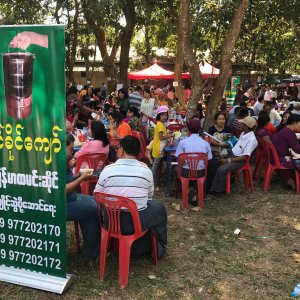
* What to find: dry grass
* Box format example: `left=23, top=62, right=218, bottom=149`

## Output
left=1, top=177, right=299, bottom=300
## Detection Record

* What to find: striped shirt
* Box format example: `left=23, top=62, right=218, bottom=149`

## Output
left=94, top=159, right=154, bottom=210
left=129, top=91, right=143, bottom=110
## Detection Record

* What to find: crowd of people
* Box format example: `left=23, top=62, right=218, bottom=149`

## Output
left=65, top=79, right=300, bottom=267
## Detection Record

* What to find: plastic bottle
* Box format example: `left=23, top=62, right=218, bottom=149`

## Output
left=291, top=284, right=300, bottom=297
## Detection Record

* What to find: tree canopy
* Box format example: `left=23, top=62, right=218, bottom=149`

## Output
left=1, top=0, right=299, bottom=83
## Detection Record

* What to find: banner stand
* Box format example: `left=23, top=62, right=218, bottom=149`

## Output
left=0, top=25, right=69, bottom=294
left=0, top=266, right=73, bottom=294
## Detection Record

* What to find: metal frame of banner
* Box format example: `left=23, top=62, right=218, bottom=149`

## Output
left=0, top=266, right=73, bottom=294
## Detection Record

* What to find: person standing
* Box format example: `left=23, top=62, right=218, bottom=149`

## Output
left=253, top=95, right=264, bottom=116
left=109, top=110, right=132, bottom=139
left=128, top=86, right=143, bottom=110
left=263, top=100, right=282, bottom=127
left=140, top=89, right=156, bottom=119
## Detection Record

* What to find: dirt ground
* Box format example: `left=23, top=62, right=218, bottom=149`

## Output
left=0, top=177, right=299, bottom=300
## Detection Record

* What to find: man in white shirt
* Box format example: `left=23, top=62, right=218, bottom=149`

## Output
left=253, top=95, right=264, bottom=116
left=209, top=117, right=258, bottom=193
left=263, top=100, right=282, bottom=126
left=94, top=135, right=167, bottom=258
left=264, top=85, right=274, bottom=101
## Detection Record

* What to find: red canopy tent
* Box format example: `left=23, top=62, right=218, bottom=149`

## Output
left=128, top=63, right=174, bottom=80
left=181, top=62, right=220, bottom=79
left=128, top=62, right=220, bottom=80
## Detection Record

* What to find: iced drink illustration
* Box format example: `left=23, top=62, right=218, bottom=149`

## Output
left=3, top=52, right=34, bottom=119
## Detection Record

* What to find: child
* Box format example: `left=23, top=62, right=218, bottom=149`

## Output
left=151, top=106, right=171, bottom=190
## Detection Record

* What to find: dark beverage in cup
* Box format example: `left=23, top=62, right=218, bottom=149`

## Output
left=2, top=52, right=34, bottom=119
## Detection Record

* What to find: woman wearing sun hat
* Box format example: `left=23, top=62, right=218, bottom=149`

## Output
left=151, top=106, right=172, bottom=190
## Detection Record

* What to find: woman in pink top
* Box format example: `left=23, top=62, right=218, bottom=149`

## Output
left=75, top=120, right=110, bottom=159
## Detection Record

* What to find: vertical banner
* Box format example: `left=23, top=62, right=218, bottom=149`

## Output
left=0, top=25, right=71, bottom=293
left=225, top=76, right=240, bottom=108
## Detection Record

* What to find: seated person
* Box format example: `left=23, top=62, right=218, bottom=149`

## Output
left=66, top=134, right=100, bottom=261
left=208, top=112, right=232, bottom=136
left=273, top=114, right=300, bottom=169
left=208, top=117, right=258, bottom=194
left=174, top=118, right=212, bottom=204
left=94, top=136, right=167, bottom=258
left=254, top=113, right=273, bottom=173
left=232, top=108, right=249, bottom=138
left=263, top=100, right=281, bottom=127
left=276, top=111, right=291, bottom=132
left=227, top=106, right=240, bottom=128
left=255, top=113, right=274, bottom=142
left=125, top=106, right=142, bottom=132
left=240, top=101, right=255, bottom=117
left=75, top=120, right=110, bottom=159
left=208, top=112, right=232, bottom=157
left=109, top=109, right=132, bottom=139
left=290, top=101, right=300, bottom=115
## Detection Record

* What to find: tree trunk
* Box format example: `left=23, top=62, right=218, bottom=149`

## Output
left=180, top=0, right=203, bottom=122
left=168, top=0, right=184, bottom=107
left=68, top=0, right=79, bottom=84
left=203, top=0, right=250, bottom=131
left=174, top=8, right=184, bottom=107
left=81, top=0, right=119, bottom=94
left=144, top=25, right=151, bottom=66
left=118, top=0, right=136, bottom=88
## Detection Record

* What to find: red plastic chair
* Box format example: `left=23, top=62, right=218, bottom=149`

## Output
left=226, top=155, right=254, bottom=193
left=75, top=153, right=108, bottom=195
left=73, top=153, right=107, bottom=251
left=175, top=153, right=208, bottom=209
left=263, top=141, right=300, bottom=194
left=132, top=131, right=148, bottom=162
left=94, top=192, right=158, bottom=289
left=253, top=137, right=268, bottom=181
